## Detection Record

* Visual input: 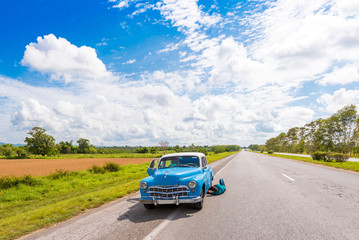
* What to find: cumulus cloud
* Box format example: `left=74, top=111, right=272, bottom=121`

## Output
left=151, top=70, right=200, bottom=93
left=317, top=63, right=359, bottom=85
left=244, top=0, right=359, bottom=88
left=335, top=0, right=359, bottom=18
left=21, top=34, right=109, bottom=83
left=317, top=88, right=359, bottom=113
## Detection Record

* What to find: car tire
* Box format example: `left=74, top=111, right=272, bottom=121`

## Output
left=193, top=189, right=204, bottom=210
left=144, top=204, right=156, bottom=209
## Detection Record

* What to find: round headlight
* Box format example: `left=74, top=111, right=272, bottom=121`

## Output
left=140, top=181, right=148, bottom=189
left=188, top=180, right=197, bottom=189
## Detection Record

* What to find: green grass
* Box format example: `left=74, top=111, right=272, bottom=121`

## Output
left=207, top=151, right=238, bottom=163
left=0, top=152, right=237, bottom=240
left=0, top=163, right=148, bottom=240
left=262, top=153, right=359, bottom=172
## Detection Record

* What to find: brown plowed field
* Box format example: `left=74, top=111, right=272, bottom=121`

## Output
left=0, top=158, right=152, bottom=177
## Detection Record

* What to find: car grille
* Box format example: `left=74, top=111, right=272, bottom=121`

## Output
left=148, top=185, right=189, bottom=198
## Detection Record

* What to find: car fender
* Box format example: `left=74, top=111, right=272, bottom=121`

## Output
left=179, top=173, right=207, bottom=195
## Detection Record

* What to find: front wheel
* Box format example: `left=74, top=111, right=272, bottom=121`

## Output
left=144, top=204, right=156, bottom=209
left=193, top=189, right=204, bottom=210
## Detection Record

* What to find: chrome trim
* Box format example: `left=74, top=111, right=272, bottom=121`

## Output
left=148, top=185, right=189, bottom=198
left=139, top=196, right=202, bottom=205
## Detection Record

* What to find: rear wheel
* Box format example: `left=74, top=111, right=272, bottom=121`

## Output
left=144, top=204, right=156, bottom=209
left=194, top=189, right=204, bottom=210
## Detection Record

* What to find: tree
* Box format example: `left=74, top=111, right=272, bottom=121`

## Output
left=135, top=147, right=149, bottom=153
left=158, top=141, right=169, bottom=154
left=77, top=138, right=90, bottom=153
left=58, top=141, right=74, bottom=154
left=327, top=105, right=358, bottom=153
left=25, top=127, right=57, bottom=156
left=248, top=144, right=260, bottom=151
left=0, top=144, right=28, bottom=159
left=286, top=127, right=299, bottom=153
left=149, top=147, right=157, bottom=154
left=264, top=104, right=359, bottom=155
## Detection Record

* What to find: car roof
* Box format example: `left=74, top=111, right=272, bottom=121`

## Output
left=161, top=152, right=205, bottom=159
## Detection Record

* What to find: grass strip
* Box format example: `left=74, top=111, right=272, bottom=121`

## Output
left=0, top=163, right=148, bottom=240
left=262, top=153, right=359, bottom=172
left=0, top=152, right=237, bottom=240
left=207, top=151, right=238, bottom=163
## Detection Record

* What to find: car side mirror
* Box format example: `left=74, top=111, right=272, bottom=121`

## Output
left=147, top=158, right=159, bottom=176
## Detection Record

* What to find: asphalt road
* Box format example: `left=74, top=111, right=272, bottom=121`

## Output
left=21, top=152, right=359, bottom=240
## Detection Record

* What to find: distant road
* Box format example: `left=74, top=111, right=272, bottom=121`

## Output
left=274, top=152, right=359, bottom=162
left=21, top=152, right=359, bottom=240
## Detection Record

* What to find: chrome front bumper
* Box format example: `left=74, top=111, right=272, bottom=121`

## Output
left=139, top=196, right=202, bottom=205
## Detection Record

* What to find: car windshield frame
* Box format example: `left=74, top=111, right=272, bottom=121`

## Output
left=158, top=156, right=200, bottom=169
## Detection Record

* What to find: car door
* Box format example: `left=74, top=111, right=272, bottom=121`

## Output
left=147, top=158, right=160, bottom=176
left=201, top=157, right=211, bottom=189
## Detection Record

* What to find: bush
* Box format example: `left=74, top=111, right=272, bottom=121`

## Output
left=47, top=169, right=71, bottom=180
left=103, top=162, right=122, bottom=172
left=267, top=150, right=274, bottom=154
left=0, top=175, right=40, bottom=189
left=328, top=153, right=349, bottom=162
left=88, top=163, right=122, bottom=174
left=311, top=152, right=349, bottom=162
left=88, top=165, right=106, bottom=174
left=311, top=151, right=327, bottom=161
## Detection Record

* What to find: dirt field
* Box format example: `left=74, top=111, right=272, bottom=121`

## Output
left=0, top=158, right=152, bottom=177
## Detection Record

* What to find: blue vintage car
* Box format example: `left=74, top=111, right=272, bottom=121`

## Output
left=139, top=152, right=213, bottom=210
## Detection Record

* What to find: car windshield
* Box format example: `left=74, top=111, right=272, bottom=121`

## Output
left=158, top=156, right=200, bottom=169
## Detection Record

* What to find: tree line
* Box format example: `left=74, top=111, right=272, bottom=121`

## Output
left=0, top=127, right=98, bottom=158
left=0, top=127, right=241, bottom=158
left=261, top=105, right=359, bottom=155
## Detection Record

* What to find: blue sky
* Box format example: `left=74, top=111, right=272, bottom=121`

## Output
left=1, top=0, right=359, bottom=146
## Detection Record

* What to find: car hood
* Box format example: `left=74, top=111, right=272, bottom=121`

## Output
left=153, top=167, right=202, bottom=186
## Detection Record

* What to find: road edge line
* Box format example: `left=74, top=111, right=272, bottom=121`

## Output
left=143, top=207, right=181, bottom=240
left=282, top=173, right=295, bottom=181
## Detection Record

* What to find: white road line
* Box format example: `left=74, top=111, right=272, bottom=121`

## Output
left=282, top=174, right=295, bottom=182
left=215, top=165, right=226, bottom=176
left=143, top=208, right=181, bottom=240
left=213, top=155, right=234, bottom=177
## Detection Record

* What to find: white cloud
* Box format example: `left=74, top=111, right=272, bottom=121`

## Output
left=96, top=42, right=108, bottom=46
left=317, top=88, right=359, bottom=113
left=159, top=42, right=180, bottom=53
left=245, top=0, right=359, bottom=88
left=122, top=59, right=136, bottom=64
left=21, top=34, right=110, bottom=83
left=317, top=63, right=359, bottom=85
left=335, top=0, right=359, bottom=18
left=151, top=70, right=200, bottom=92
left=156, top=0, right=221, bottom=34
left=198, top=37, right=267, bottom=88
left=274, top=106, right=315, bottom=130
left=112, top=0, right=130, bottom=9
